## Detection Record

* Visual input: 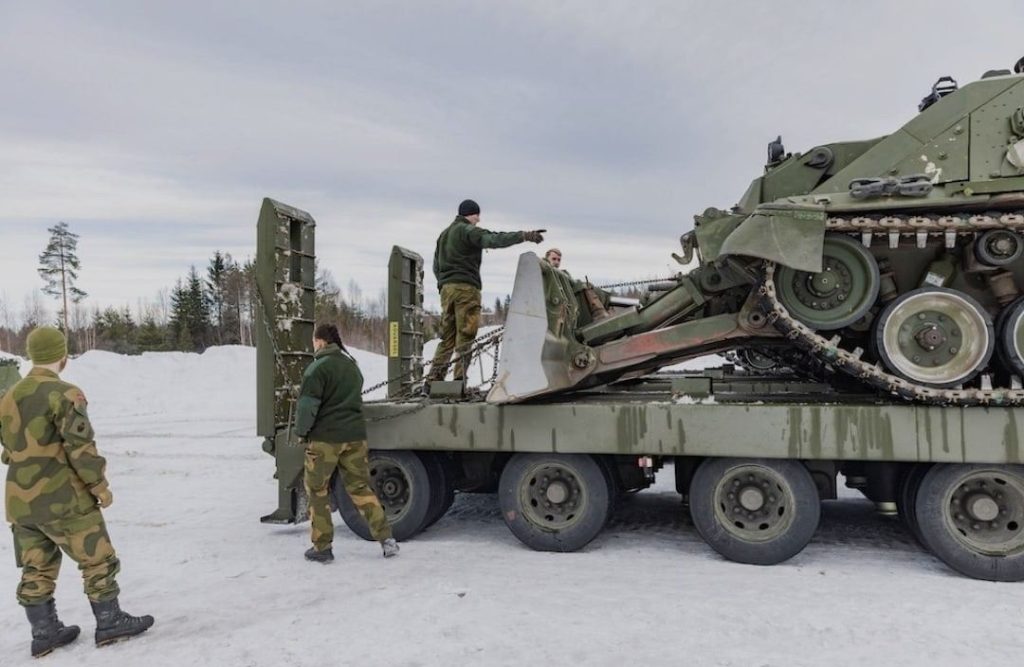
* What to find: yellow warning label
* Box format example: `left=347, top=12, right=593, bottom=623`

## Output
left=389, top=322, right=399, bottom=357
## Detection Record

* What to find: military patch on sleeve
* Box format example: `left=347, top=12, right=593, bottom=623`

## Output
left=65, top=399, right=94, bottom=443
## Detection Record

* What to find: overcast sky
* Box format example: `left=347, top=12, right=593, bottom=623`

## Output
left=2, top=0, right=1023, bottom=321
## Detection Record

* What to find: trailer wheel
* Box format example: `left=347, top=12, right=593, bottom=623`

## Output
left=897, top=464, right=930, bottom=546
left=915, top=464, right=1024, bottom=581
left=334, top=450, right=432, bottom=541
left=422, top=453, right=456, bottom=529
left=499, top=453, right=612, bottom=552
left=689, top=458, right=820, bottom=565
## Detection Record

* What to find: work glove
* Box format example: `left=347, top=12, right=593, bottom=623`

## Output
left=92, top=486, right=113, bottom=509
left=523, top=229, right=546, bottom=243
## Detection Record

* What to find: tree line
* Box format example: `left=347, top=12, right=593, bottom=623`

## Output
left=0, top=222, right=509, bottom=358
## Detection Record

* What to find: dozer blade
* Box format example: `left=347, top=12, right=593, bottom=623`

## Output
left=487, top=252, right=574, bottom=404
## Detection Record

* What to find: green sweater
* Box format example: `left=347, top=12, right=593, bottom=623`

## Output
left=433, top=216, right=526, bottom=289
left=295, top=344, right=367, bottom=444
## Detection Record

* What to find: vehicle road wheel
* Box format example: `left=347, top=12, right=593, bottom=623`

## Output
left=689, top=458, right=821, bottom=565
left=996, top=296, right=1024, bottom=377
left=499, top=453, right=612, bottom=552
left=775, top=233, right=880, bottom=331
left=897, top=464, right=930, bottom=546
left=874, top=287, right=993, bottom=388
left=422, top=453, right=456, bottom=529
left=915, top=463, right=1024, bottom=581
left=334, top=450, right=432, bottom=542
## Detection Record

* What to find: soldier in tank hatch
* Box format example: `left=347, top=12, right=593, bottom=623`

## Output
left=0, top=327, right=154, bottom=658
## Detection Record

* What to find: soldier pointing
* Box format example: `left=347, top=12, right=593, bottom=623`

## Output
left=0, top=327, right=153, bottom=657
left=426, top=199, right=545, bottom=384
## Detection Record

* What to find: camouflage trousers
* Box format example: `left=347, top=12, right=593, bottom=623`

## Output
left=304, top=439, right=391, bottom=549
left=428, top=282, right=481, bottom=381
left=11, top=509, right=120, bottom=606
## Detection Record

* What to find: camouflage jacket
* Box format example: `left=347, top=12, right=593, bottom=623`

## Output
left=0, top=368, right=109, bottom=524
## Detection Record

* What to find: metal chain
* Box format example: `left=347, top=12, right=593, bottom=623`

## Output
left=361, top=326, right=506, bottom=396
left=759, top=209, right=1024, bottom=406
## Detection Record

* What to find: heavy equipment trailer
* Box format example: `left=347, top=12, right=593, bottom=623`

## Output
left=256, top=199, right=1024, bottom=581
left=256, top=51, right=1024, bottom=583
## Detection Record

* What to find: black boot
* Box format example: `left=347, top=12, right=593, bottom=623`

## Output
left=304, top=546, right=334, bottom=563
left=24, top=599, right=81, bottom=658
left=90, top=597, right=154, bottom=646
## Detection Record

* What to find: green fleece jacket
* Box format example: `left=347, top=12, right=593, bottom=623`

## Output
left=295, top=344, right=367, bottom=444
left=433, top=216, right=526, bottom=289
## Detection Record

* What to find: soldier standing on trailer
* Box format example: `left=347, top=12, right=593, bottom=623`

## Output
left=0, top=327, right=153, bottom=658
left=297, top=323, right=400, bottom=562
left=426, top=199, right=545, bottom=384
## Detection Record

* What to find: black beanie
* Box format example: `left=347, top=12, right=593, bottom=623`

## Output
left=458, top=199, right=480, bottom=217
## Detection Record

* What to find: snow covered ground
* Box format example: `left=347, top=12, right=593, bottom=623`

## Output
left=1, top=345, right=1023, bottom=666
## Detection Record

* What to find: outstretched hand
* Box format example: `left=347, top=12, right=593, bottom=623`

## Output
left=523, top=229, right=546, bottom=243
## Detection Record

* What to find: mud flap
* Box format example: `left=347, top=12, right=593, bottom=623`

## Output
left=718, top=206, right=826, bottom=273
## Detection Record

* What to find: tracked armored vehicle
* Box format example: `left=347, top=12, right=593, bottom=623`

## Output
left=257, top=60, right=1024, bottom=582
left=491, top=58, right=1024, bottom=406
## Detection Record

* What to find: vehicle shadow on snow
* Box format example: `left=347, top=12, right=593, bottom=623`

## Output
left=423, top=488, right=949, bottom=573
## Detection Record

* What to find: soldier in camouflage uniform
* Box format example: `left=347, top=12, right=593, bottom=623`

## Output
left=426, top=199, right=545, bottom=383
left=0, top=327, right=153, bottom=657
left=297, top=323, right=399, bottom=563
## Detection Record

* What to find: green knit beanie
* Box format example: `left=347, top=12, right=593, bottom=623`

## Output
left=27, top=327, right=68, bottom=365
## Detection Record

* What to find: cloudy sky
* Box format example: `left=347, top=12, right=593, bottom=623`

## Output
left=2, top=0, right=1023, bottom=320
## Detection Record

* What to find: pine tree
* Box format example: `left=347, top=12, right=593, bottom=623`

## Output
left=206, top=251, right=228, bottom=345
left=38, top=222, right=87, bottom=334
left=137, top=315, right=165, bottom=352
left=168, top=269, right=212, bottom=352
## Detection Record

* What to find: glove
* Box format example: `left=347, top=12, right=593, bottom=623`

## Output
left=523, top=229, right=546, bottom=243
left=92, top=486, right=113, bottom=508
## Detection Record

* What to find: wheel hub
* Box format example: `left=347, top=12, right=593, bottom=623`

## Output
left=371, top=462, right=411, bottom=520
left=713, top=466, right=792, bottom=542
left=522, top=465, right=586, bottom=529
left=738, top=486, right=766, bottom=511
left=545, top=480, right=570, bottom=504
left=946, top=472, right=1024, bottom=555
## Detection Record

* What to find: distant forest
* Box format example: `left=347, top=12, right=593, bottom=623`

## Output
left=0, top=249, right=511, bottom=358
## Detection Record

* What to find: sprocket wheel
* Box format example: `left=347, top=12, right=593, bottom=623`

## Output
left=775, top=234, right=880, bottom=330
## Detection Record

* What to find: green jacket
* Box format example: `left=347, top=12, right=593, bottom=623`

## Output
left=295, top=344, right=367, bottom=444
left=433, top=216, right=526, bottom=289
left=0, top=368, right=110, bottom=525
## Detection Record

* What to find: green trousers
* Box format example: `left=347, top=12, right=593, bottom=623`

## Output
left=304, top=439, right=392, bottom=549
left=428, top=282, right=481, bottom=381
left=12, top=509, right=120, bottom=605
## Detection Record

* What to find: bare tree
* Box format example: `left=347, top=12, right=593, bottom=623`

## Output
left=22, top=290, right=48, bottom=329
left=0, top=291, right=13, bottom=351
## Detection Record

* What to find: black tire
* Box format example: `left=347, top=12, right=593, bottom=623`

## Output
left=498, top=453, right=612, bottom=552
left=422, top=453, right=456, bottom=530
left=334, top=450, right=432, bottom=542
left=689, top=458, right=821, bottom=565
left=897, top=464, right=930, bottom=546
left=915, top=463, right=1024, bottom=581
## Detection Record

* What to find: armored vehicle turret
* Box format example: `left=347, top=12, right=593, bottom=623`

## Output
left=490, top=59, right=1024, bottom=406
